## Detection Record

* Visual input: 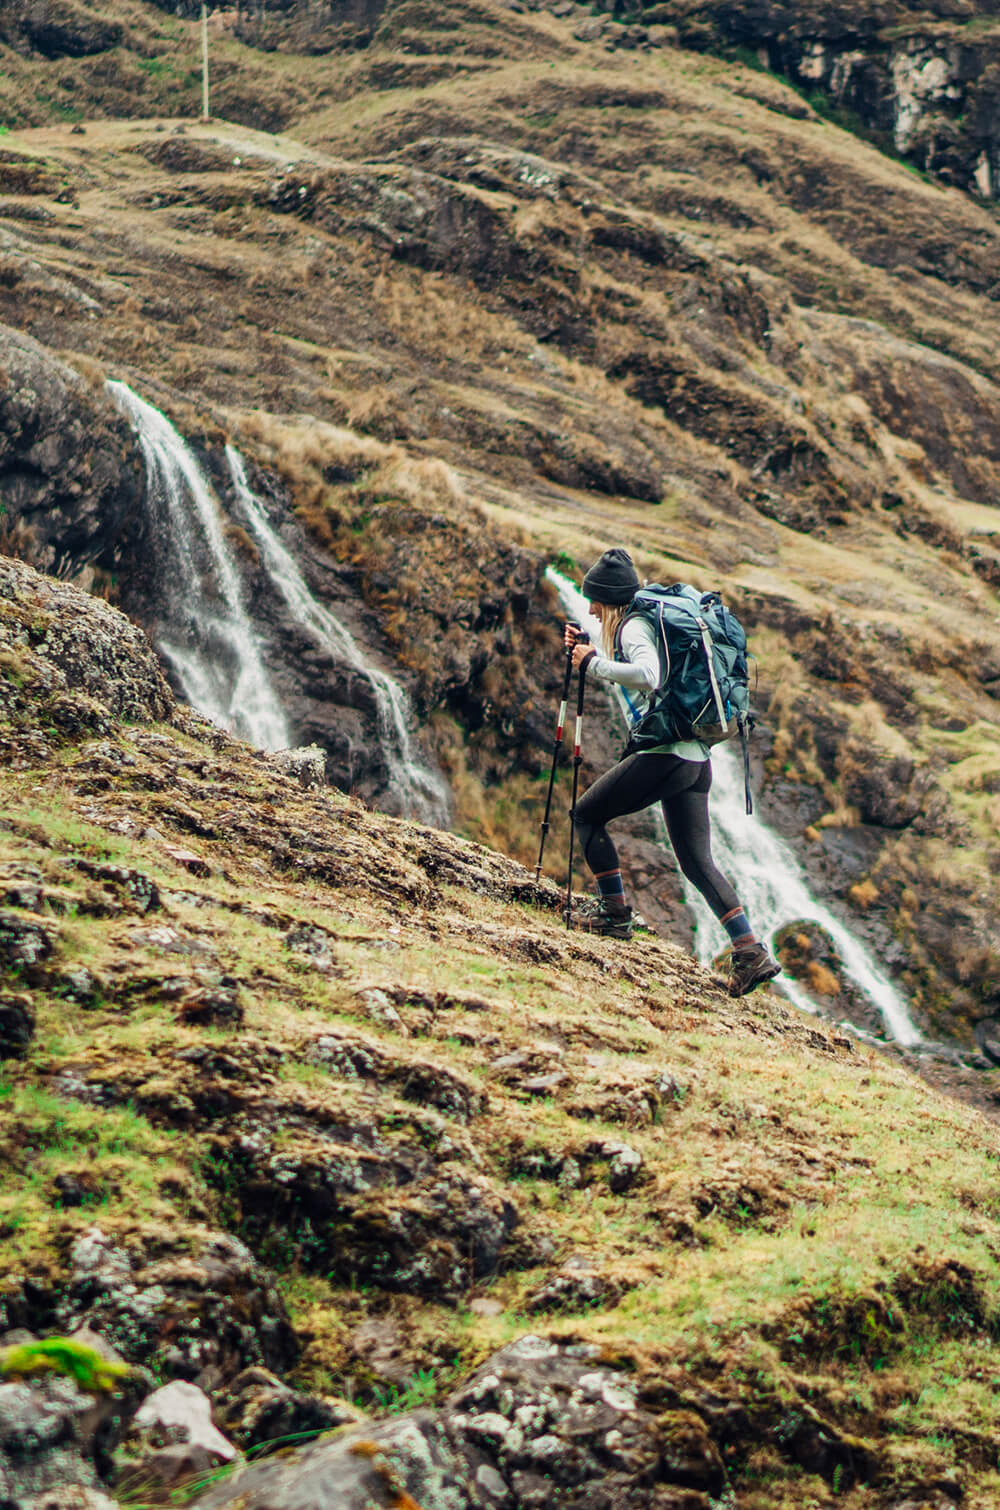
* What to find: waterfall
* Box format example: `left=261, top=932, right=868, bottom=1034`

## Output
left=107, top=382, right=449, bottom=825
left=225, top=446, right=451, bottom=828
left=547, top=567, right=920, bottom=1047
left=108, top=381, right=290, bottom=752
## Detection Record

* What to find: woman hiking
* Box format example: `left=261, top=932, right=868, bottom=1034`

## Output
left=565, top=546, right=781, bottom=999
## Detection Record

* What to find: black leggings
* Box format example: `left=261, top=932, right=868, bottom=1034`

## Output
left=571, top=753, right=741, bottom=920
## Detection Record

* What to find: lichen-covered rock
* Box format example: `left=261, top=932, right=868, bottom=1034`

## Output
left=214, top=1366, right=359, bottom=1454
left=195, top=1335, right=723, bottom=1508
left=524, top=1256, right=640, bottom=1315
left=30, top=1227, right=299, bottom=1389
left=215, top=1118, right=519, bottom=1302
left=0, top=910, right=55, bottom=982
left=0, top=1364, right=145, bottom=1508
left=0, top=555, right=173, bottom=764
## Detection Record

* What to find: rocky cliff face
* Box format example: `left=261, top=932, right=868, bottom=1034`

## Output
left=611, top=0, right=1000, bottom=201
left=2, top=0, right=1000, bottom=1049
left=0, top=326, right=147, bottom=578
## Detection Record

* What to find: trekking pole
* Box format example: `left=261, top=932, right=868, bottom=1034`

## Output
left=565, top=649, right=590, bottom=928
left=534, top=633, right=577, bottom=883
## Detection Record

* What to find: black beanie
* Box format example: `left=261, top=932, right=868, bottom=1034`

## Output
left=582, top=547, right=640, bottom=606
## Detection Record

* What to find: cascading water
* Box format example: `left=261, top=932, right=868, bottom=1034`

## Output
left=108, top=382, right=449, bottom=825
left=108, top=381, right=290, bottom=752
left=225, top=446, right=450, bottom=827
left=547, top=567, right=921, bottom=1047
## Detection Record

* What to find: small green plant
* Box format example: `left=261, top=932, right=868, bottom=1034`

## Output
left=0, top=1337, right=130, bottom=1393
left=372, top=1365, right=449, bottom=1413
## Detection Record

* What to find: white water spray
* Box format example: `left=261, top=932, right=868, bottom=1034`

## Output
left=547, top=567, right=920, bottom=1046
left=225, top=446, right=450, bottom=827
left=109, top=381, right=290, bottom=751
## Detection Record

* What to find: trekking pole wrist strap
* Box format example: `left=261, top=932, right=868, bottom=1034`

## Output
left=579, top=649, right=597, bottom=674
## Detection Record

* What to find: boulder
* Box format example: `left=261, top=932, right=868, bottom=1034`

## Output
left=0, top=1353, right=146, bottom=1508
left=194, top=1335, right=722, bottom=1508
left=115, top=1380, right=238, bottom=1501
left=37, top=1227, right=300, bottom=1389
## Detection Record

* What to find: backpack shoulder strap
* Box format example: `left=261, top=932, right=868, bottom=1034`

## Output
left=615, top=600, right=670, bottom=689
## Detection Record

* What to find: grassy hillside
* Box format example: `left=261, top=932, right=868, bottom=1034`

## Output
left=2, top=0, right=1000, bottom=1044
left=3, top=557, right=1000, bottom=1507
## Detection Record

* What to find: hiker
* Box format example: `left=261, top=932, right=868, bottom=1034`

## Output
left=564, top=546, right=781, bottom=998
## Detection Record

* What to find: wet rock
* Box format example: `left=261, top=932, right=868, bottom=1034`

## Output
left=0, top=329, right=145, bottom=574
left=0, top=991, right=34, bottom=1058
left=839, top=741, right=929, bottom=829
left=774, top=920, right=885, bottom=1038
left=214, top=1367, right=359, bottom=1453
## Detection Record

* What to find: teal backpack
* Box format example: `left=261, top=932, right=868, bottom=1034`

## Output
left=615, top=583, right=756, bottom=811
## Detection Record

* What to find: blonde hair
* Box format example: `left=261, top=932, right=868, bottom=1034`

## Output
left=599, top=603, right=629, bottom=658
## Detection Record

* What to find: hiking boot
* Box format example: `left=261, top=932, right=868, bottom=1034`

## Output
left=571, top=897, right=634, bottom=939
left=729, top=942, right=781, bottom=998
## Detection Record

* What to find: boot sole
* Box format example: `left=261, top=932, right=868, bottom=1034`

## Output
left=729, top=963, right=782, bottom=998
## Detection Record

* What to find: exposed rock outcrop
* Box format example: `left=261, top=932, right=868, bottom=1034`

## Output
left=0, top=326, right=146, bottom=574
left=623, top=0, right=1000, bottom=200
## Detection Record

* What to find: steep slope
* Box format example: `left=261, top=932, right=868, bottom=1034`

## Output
left=5, top=542, right=1000, bottom=1506
left=1, top=0, right=1000, bottom=1053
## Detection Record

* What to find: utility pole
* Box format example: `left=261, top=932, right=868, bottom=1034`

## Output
left=200, top=4, right=210, bottom=122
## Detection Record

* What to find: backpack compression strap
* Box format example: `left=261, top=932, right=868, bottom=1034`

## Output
left=696, top=614, right=729, bottom=730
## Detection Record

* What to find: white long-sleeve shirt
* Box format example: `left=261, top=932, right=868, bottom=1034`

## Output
left=587, top=615, right=708, bottom=761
